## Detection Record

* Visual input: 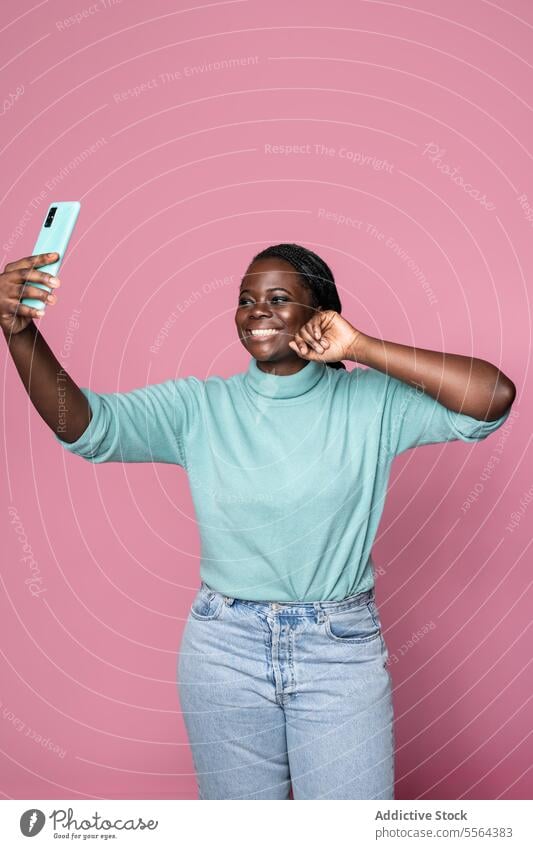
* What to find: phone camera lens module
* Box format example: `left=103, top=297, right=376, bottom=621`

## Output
left=44, top=206, right=57, bottom=228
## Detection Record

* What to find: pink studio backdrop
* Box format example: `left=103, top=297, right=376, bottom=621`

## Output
left=1, top=0, right=531, bottom=801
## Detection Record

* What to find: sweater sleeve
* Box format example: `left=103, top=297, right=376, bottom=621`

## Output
left=376, top=370, right=512, bottom=457
left=53, top=378, right=201, bottom=466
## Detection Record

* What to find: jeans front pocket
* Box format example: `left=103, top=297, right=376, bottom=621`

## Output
left=190, top=587, right=225, bottom=621
left=324, top=599, right=381, bottom=644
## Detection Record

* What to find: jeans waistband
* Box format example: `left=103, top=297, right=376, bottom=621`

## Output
left=200, top=580, right=375, bottom=616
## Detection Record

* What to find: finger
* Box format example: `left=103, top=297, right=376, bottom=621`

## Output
left=292, top=338, right=322, bottom=361
left=17, top=283, right=58, bottom=305
left=299, top=324, right=325, bottom=353
left=310, top=313, right=330, bottom=342
left=4, top=302, right=46, bottom=319
left=291, top=345, right=313, bottom=361
left=13, top=293, right=49, bottom=313
left=307, top=312, right=325, bottom=341
left=292, top=332, right=309, bottom=354
left=4, top=252, right=59, bottom=272
left=13, top=268, right=60, bottom=289
left=290, top=336, right=309, bottom=356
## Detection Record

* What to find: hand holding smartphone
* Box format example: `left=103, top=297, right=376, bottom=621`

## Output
left=21, top=201, right=80, bottom=312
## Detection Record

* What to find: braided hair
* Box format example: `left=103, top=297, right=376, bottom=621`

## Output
left=250, top=243, right=347, bottom=370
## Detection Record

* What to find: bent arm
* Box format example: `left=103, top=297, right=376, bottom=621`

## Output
left=353, top=334, right=516, bottom=420
left=3, top=320, right=92, bottom=443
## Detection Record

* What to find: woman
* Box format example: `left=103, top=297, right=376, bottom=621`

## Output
left=1, top=242, right=516, bottom=800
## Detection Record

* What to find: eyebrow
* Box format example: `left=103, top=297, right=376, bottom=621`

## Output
left=239, top=287, right=293, bottom=296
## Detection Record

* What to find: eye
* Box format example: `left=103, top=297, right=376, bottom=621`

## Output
left=237, top=295, right=289, bottom=306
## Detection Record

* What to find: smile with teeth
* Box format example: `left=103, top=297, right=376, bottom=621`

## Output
left=246, top=329, right=281, bottom=339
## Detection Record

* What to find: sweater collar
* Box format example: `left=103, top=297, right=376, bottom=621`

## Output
left=244, top=357, right=326, bottom=400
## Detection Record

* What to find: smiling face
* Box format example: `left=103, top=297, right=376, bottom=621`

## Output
left=235, top=257, right=321, bottom=374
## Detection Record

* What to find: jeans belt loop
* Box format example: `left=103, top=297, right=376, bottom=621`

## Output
left=313, top=601, right=325, bottom=625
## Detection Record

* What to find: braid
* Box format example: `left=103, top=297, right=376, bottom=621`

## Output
left=251, top=243, right=346, bottom=370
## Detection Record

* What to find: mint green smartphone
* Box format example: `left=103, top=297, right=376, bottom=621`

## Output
left=21, top=201, right=81, bottom=311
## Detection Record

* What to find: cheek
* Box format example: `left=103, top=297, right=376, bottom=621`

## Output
left=280, top=306, right=305, bottom=325
left=286, top=312, right=313, bottom=333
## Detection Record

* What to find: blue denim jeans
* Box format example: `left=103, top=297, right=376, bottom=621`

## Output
left=177, top=581, right=395, bottom=800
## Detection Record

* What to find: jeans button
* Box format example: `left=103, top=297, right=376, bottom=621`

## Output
left=271, top=603, right=280, bottom=611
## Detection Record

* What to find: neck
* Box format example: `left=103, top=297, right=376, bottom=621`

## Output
left=244, top=356, right=327, bottom=401
left=255, top=357, right=310, bottom=377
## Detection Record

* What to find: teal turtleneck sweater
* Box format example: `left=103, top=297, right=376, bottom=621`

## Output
left=54, top=358, right=511, bottom=601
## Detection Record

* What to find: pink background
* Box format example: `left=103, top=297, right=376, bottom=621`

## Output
left=1, top=0, right=531, bottom=800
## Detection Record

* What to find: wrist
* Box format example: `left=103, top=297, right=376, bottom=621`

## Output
left=347, top=332, right=373, bottom=365
left=2, top=320, right=37, bottom=344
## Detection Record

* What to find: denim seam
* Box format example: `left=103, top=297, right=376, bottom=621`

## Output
left=366, top=600, right=381, bottom=631
left=324, top=620, right=381, bottom=644
left=324, top=601, right=382, bottom=644
left=189, top=593, right=225, bottom=621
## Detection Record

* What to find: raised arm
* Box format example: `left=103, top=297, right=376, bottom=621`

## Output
left=2, top=253, right=198, bottom=466
left=288, top=309, right=516, bottom=421
left=351, top=335, right=516, bottom=421
left=1, top=252, right=91, bottom=443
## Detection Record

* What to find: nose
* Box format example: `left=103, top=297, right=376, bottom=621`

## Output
left=249, top=300, right=273, bottom=318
